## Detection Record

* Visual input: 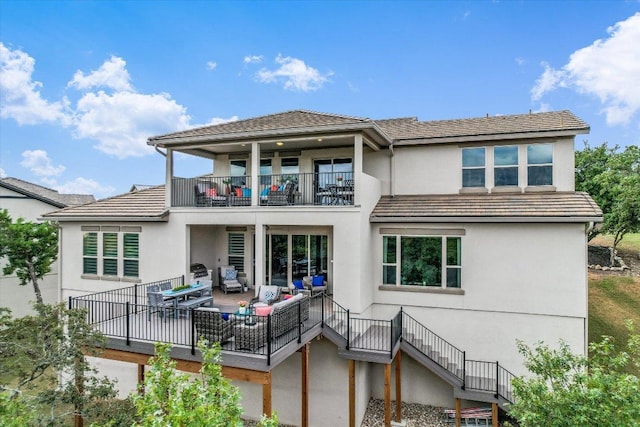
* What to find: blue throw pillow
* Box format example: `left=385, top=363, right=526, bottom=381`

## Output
left=222, top=313, right=229, bottom=321
left=225, top=269, right=237, bottom=280
left=293, top=279, right=304, bottom=289
left=243, top=188, right=251, bottom=197
left=312, top=275, right=324, bottom=286
left=260, top=187, right=270, bottom=196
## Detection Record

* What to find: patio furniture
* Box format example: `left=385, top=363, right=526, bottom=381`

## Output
left=288, top=279, right=309, bottom=296
left=194, top=181, right=227, bottom=207
left=194, top=307, right=234, bottom=344
left=250, top=285, right=281, bottom=307
left=218, top=266, right=243, bottom=294
left=303, top=275, right=327, bottom=295
left=234, top=321, right=267, bottom=351
left=269, top=293, right=310, bottom=338
left=159, top=282, right=172, bottom=291
left=267, top=181, right=295, bottom=205
left=147, top=291, right=175, bottom=321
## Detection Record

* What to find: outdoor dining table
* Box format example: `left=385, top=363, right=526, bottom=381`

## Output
left=161, top=284, right=205, bottom=307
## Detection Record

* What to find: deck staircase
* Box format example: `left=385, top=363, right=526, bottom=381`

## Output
left=321, top=297, right=516, bottom=409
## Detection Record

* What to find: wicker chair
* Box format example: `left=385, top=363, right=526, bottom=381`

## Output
left=194, top=307, right=234, bottom=344
left=269, top=293, right=310, bottom=338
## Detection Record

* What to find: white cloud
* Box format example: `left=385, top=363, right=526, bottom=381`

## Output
left=0, top=167, right=6, bottom=178
left=206, top=61, right=217, bottom=71
left=243, top=55, right=263, bottom=64
left=256, top=54, right=332, bottom=92
left=45, top=177, right=116, bottom=199
left=515, top=57, right=525, bottom=66
left=20, top=150, right=65, bottom=177
left=68, top=56, right=132, bottom=91
left=0, top=42, right=69, bottom=125
left=531, top=12, right=640, bottom=126
left=74, top=90, right=191, bottom=158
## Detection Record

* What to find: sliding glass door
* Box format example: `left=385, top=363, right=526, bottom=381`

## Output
left=265, top=233, right=328, bottom=287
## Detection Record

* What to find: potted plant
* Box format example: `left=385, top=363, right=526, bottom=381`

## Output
left=336, top=176, right=343, bottom=186
left=222, top=178, right=232, bottom=195
left=238, top=300, right=248, bottom=314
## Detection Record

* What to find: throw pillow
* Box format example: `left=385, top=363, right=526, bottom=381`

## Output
left=235, top=187, right=243, bottom=196
left=206, top=188, right=218, bottom=197
left=312, top=275, right=325, bottom=286
left=283, top=294, right=293, bottom=300
left=293, top=279, right=304, bottom=289
left=264, top=289, right=276, bottom=303
left=271, top=185, right=278, bottom=191
left=224, top=269, right=237, bottom=280
left=242, top=188, right=251, bottom=197
left=255, top=306, right=272, bottom=316
left=260, top=187, right=270, bottom=196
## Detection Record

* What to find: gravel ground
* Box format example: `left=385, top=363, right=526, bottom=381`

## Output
left=243, top=398, right=449, bottom=426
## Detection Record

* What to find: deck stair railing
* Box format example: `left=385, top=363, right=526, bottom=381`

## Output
left=401, top=311, right=465, bottom=382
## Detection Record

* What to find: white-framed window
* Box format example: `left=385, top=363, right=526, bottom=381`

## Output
left=82, top=226, right=140, bottom=279
left=494, top=145, right=518, bottom=186
left=382, top=234, right=461, bottom=288
left=462, top=147, right=485, bottom=187
left=527, top=144, right=553, bottom=186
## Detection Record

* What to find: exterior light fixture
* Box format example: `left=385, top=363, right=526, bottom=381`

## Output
left=276, top=141, right=284, bottom=146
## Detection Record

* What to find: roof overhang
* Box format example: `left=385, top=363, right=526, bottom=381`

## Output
left=393, top=128, right=590, bottom=146
left=0, top=181, right=67, bottom=209
left=42, top=212, right=170, bottom=223
left=370, top=215, right=603, bottom=223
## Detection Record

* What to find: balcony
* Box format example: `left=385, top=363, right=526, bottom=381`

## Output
left=171, top=172, right=354, bottom=208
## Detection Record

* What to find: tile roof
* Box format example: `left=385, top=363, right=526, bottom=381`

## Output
left=370, top=192, right=602, bottom=223
left=1, top=177, right=95, bottom=207
left=375, top=110, right=589, bottom=142
left=149, top=110, right=373, bottom=141
left=43, top=186, right=167, bottom=221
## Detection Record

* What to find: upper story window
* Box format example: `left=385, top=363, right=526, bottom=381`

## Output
left=382, top=234, right=461, bottom=288
left=230, top=160, right=247, bottom=187
left=260, top=159, right=272, bottom=185
left=527, top=144, right=553, bottom=186
left=281, top=158, right=299, bottom=175
left=82, top=226, right=140, bottom=280
left=462, top=147, right=485, bottom=187
left=494, top=146, right=519, bottom=186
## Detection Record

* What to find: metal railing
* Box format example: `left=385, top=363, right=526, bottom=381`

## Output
left=71, top=281, right=515, bottom=402
left=401, top=311, right=465, bottom=382
left=171, top=172, right=354, bottom=207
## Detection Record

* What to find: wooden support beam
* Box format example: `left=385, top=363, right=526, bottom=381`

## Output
left=349, top=360, right=355, bottom=427
left=455, top=398, right=461, bottom=427
left=301, top=342, right=309, bottom=427
left=263, top=371, right=272, bottom=418
left=394, top=351, right=402, bottom=422
left=137, top=364, right=145, bottom=395
left=384, top=363, right=391, bottom=427
left=99, top=348, right=271, bottom=384
left=492, top=402, right=498, bottom=427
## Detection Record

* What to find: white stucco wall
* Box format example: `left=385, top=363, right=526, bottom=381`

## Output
left=370, top=222, right=588, bottom=374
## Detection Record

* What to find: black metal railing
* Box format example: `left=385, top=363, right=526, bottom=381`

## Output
left=401, top=311, right=465, bottom=381
left=172, top=172, right=354, bottom=207
left=71, top=281, right=515, bottom=403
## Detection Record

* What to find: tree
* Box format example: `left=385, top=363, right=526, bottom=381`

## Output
left=0, top=304, right=118, bottom=426
left=508, top=321, right=640, bottom=426
left=575, top=143, right=640, bottom=254
left=0, top=209, right=59, bottom=306
left=131, top=340, right=278, bottom=427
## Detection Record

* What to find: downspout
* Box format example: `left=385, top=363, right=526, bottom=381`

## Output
left=389, top=142, right=395, bottom=197
left=154, top=145, right=167, bottom=157
left=584, top=221, right=595, bottom=356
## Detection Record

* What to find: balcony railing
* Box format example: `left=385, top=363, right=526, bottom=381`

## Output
left=172, top=172, right=354, bottom=207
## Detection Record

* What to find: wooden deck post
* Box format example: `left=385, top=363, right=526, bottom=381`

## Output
left=394, top=351, right=402, bottom=422
left=384, top=363, right=391, bottom=427
left=492, top=402, right=498, bottom=427
left=455, top=398, right=461, bottom=427
left=301, top=342, right=309, bottom=427
left=349, top=360, right=356, bottom=427
left=263, top=371, right=272, bottom=417
left=137, top=363, right=145, bottom=395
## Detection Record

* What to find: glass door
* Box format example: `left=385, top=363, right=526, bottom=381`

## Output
left=266, top=234, right=288, bottom=287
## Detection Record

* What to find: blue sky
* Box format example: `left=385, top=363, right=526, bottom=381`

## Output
left=1, top=1, right=639, bottom=199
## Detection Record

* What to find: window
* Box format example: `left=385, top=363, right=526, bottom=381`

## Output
left=260, top=159, right=272, bottom=185
left=382, top=235, right=461, bottom=288
left=527, top=144, right=553, bottom=185
left=494, top=146, right=518, bottom=186
left=230, top=160, right=247, bottom=187
left=228, top=233, right=245, bottom=272
left=281, top=158, right=299, bottom=175
left=462, top=147, right=485, bottom=187
left=314, top=158, right=353, bottom=187
left=83, top=232, right=98, bottom=275
left=81, top=226, right=140, bottom=279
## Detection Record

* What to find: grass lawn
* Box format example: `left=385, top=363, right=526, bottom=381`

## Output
left=588, top=233, right=640, bottom=375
